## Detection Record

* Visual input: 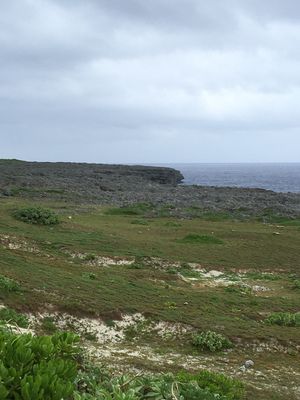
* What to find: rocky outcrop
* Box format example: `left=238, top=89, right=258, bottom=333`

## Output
left=0, top=159, right=183, bottom=196
left=1, top=159, right=300, bottom=219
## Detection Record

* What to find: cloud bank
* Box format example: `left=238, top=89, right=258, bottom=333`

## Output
left=1, top=0, right=300, bottom=162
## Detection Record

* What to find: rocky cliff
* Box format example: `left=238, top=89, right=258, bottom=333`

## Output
left=0, top=159, right=183, bottom=198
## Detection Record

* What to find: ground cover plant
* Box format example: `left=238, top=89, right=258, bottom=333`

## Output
left=0, top=307, right=29, bottom=328
left=266, top=312, right=300, bottom=327
left=178, top=234, right=224, bottom=245
left=192, top=331, right=233, bottom=352
left=0, top=275, right=20, bottom=292
left=13, top=206, right=59, bottom=225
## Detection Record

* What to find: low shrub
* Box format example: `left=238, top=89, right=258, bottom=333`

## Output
left=13, top=206, right=59, bottom=225
left=176, top=370, right=244, bottom=400
left=179, top=234, right=224, bottom=245
left=0, top=275, right=20, bottom=292
left=292, top=280, right=300, bottom=290
left=83, top=253, right=97, bottom=262
left=81, top=272, right=97, bottom=280
left=245, top=272, right=280, bottom=281
left=0, top=331, right=79, bottom=399
left=266, top=312, right=300, bottom=327
left=192, top=330, right=233, bottom=352
left=0, top=329, right=244, bottom=399
left=41, top=316, right=58, bottom=334
left=0, top=307, right=29, bottom=328
left=74, top=368, right=244, bottom=400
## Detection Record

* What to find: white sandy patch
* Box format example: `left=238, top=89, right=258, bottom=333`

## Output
left=66, top=251, right=134, bottom=267
left=0, top=234, right=39, bottom=253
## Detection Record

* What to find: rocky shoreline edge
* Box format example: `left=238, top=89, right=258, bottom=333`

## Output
left=0, top=159, right=299, bottom=219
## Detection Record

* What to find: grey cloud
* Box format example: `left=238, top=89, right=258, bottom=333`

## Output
left=0, top=0, right=300, bottom=162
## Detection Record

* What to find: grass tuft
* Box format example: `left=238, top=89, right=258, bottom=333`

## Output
left=179, top=234, right=224, bottom=245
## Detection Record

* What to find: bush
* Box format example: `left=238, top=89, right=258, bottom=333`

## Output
left=192, top=331, right=233, bottom=352
left=13, top=206, right=59, bottom=225
left=177, top=370, right=244, bottom=400
left=0, top=275, right=20, bottom=292
left=0, top=331, right=79, bottom=399
left=266, top=312, right=300, bottom=327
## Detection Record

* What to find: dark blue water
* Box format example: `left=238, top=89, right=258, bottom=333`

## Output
left=166, top=163, right=300, bottom=193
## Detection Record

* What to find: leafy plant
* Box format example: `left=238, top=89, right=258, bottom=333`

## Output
left=13, top=206, right=59, bottom=225
left=177, top=370, right=244, bottom=400
left=0, top=275, right=20, bottom=292
left=0, top=307, right=29, bottom=328
left=40, top=317, right=58, bottom=334
left=192, top=331, right=233, bottom=352
left=82, top=272, right=97, bottom=280
left=0, top=331, right=80, bottom=399
left=83, top=253, right=97, bottom=262
left=266, top=312, right=300, bottom=327
left=245, top=272, right=280, bottom=281
left=292, top=280, right=300, bottom=290
left=74, top=368, right=244, bottom=400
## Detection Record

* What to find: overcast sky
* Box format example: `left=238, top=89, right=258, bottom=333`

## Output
left=1, top=0, right=300, bottom=163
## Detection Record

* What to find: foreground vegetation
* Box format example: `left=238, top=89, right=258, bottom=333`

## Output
left=0, top=199, right=300, bottom=399
left=0, top=328, right=244, bottom=399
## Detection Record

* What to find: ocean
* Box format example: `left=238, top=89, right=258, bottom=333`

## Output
left=165, top=163, right=300, bottom=193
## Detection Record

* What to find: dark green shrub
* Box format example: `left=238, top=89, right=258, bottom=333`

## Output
left=266, top=312, right=300, bottom=327
left=192, top=331, right=233, bottom=352
left=177, top=370, right=245, bottom=400
left=0, top=331, right=79, bottom=399
left=13, top=206, right=59, bottom=225
left=0, top=329, right=244, bottom=399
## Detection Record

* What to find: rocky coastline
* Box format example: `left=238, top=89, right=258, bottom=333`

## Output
left=0, top=159, right=299, bottom=218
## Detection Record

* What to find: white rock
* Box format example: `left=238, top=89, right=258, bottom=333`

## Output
left=245, top=359, right=255, bottom=368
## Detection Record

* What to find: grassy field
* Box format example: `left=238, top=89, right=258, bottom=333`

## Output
left=0, top=198, right=300, bottom=399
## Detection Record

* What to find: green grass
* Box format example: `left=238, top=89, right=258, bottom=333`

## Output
left=0, top=198, right=300, bottom=399
left=0, top=307, right=29, bottom=328
left=0, top=275, right=21, bottom=292
left=178, top=233, right=224, bottom=245
left=266, top=312, right=300, bottom=327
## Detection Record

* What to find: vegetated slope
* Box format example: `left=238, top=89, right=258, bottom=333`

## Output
left=0, top=159, right=300, bottom=219
left=0, top=199, right=300, bottom=399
